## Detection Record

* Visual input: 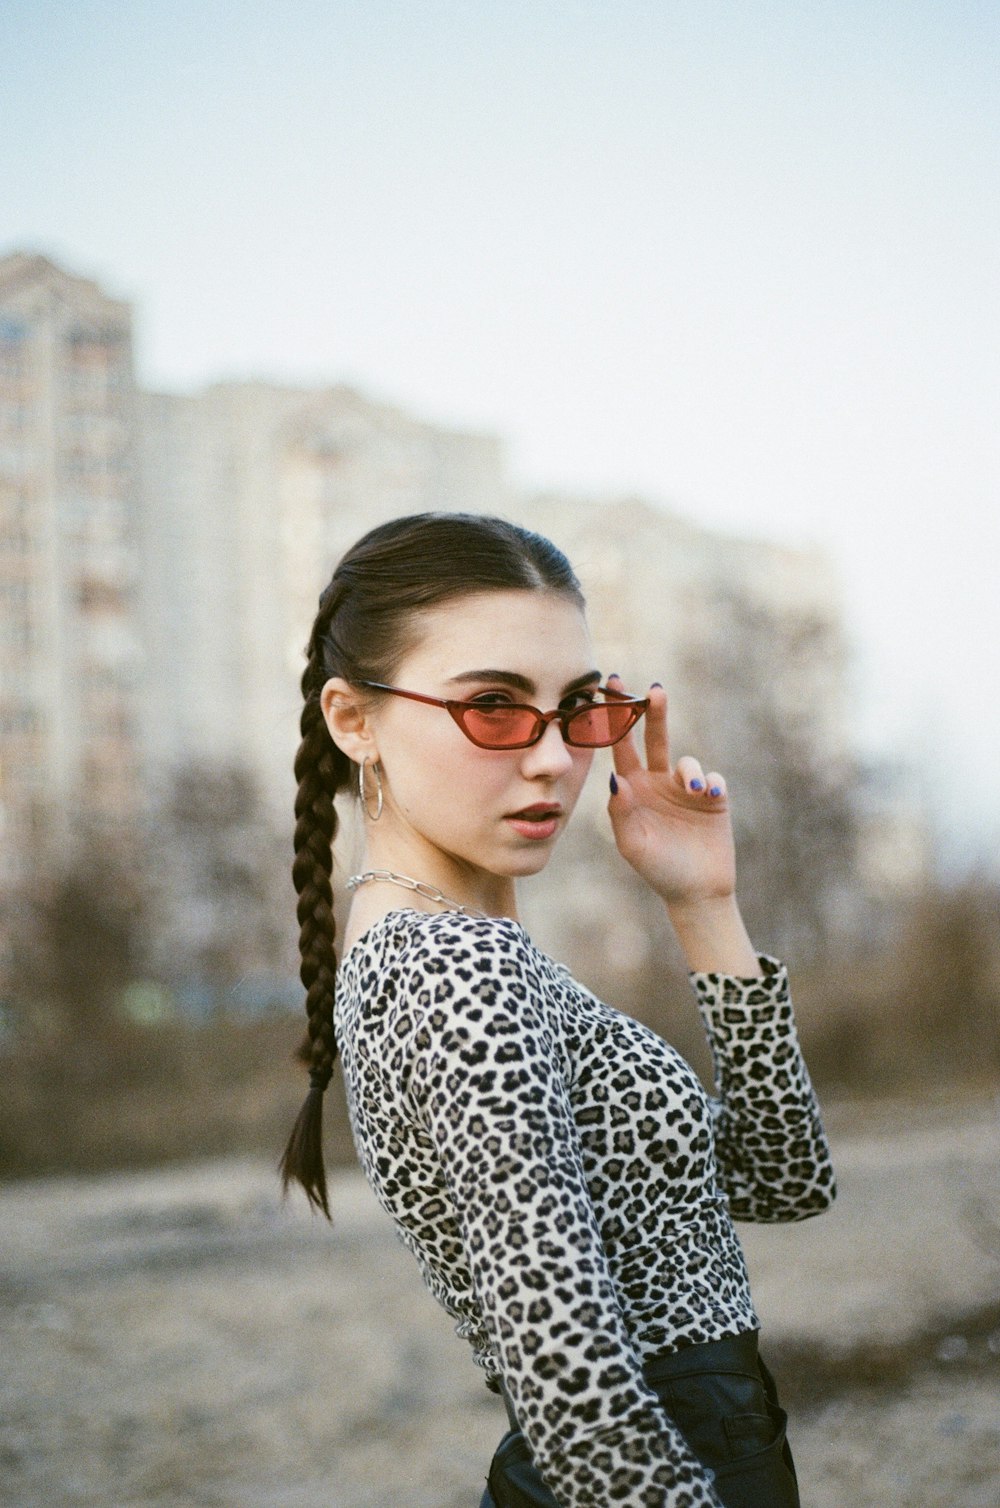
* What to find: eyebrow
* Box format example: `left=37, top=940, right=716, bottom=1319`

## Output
left=446, top=668, right=603, bottom=697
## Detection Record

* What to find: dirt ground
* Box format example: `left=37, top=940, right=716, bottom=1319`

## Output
left=2, top=1095, right=998, bottom=1507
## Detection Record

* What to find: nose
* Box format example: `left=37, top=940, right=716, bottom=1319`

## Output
left=519, top=717, right=577, bottom=778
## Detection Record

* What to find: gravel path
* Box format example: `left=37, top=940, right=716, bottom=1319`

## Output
left=2, top=1096, right=998, bottom=1506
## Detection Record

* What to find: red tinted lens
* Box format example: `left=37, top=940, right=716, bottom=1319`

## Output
left=565, top=700, right=641, bottom=747
left=457, top=704, right=542, bottom=747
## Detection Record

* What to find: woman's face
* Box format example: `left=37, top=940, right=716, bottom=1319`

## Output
left=360, top=589, right=598, bottom=905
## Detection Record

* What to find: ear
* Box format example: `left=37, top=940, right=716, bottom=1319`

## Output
left=320, top=678, right=379, bottom=765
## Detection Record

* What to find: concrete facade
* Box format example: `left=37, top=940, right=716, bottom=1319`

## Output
left=0, top=251, right=928, bottom=956
left=0, top=253, right=142, bottom=876
left=137, top=380, right=510, bottom=813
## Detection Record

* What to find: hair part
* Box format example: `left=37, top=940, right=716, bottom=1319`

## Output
left=279, top=512, right=583, bottom=1216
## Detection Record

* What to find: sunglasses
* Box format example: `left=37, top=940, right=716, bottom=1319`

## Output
left=357, top=681, right=649, bottom=750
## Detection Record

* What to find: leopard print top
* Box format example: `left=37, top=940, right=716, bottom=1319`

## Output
left=335, top=909, right=835, bottom=1507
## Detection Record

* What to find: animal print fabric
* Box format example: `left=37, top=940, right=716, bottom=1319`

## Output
left=335, top=910, right=834, bottom=1507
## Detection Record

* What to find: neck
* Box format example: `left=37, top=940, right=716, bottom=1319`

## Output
left=359, top=834, right=518, bottom=921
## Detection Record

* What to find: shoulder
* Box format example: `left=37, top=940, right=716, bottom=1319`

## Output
left=347, top=906, right=537, bottom=966
left=341, top=912, right=579, bottom=1114
left=340, top=907, right=549, bottom=1007
left=396, top=915, right=571, bottom=1114
left=395, top=909, right=547, bottom=1000
left=371, top=910, right=555, bottom=1043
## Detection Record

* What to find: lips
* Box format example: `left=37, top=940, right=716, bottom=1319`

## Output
left=505, top=803, right=563, bottom=841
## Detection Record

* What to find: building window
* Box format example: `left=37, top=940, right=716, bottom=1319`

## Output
left=0, top=319, right=28, bottom=383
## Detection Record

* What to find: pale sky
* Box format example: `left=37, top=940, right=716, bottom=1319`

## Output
left=3, top=0, right=998, bottom=865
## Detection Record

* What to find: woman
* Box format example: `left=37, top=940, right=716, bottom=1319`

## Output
left=281, top=512, right=835, bottom=1507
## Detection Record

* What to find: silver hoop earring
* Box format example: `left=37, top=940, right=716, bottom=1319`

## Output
left=358, top=756, right=384, bottom=822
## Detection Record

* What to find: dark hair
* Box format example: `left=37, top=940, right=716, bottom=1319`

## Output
left=279, top=512, right=583, bottom=1215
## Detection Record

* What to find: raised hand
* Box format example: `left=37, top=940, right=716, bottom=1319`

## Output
left=607, top=677, right=736, bottom=906
left=606, top=678, right=761, bottom=976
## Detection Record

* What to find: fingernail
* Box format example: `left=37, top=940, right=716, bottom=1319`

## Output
left=609, top=773, right=618, bottom=795
left=608, top=672, right=621, bottom=680
left=709, top=785, right=722, bottom=797
left=651, top=681, right=663, bottom=689
left=690, top=779, right=704, bottom=791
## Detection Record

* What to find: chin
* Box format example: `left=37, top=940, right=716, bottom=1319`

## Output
left=505, top=847, right=558, bottom=877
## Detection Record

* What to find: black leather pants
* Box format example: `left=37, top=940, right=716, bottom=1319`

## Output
left=479, top=1330, right=799, bottom=1508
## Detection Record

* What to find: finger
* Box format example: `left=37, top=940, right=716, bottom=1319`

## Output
left=642, top=683, right=669, bottom=772
left=674, top=754, right=706, bottom=795
left=607, top=674, right=642, bottom=777
left=704, top=771, right=728, bottom=802
left=607, top=768, right=640, bottom=824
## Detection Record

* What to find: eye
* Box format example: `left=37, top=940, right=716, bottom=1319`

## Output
left=560, top=690, right=598, bottom=711
left=468, top=690, right=517, bottom=707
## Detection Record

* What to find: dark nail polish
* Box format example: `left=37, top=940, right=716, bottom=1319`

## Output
left=651, top=681, right=663, bottom=689
left=609, top=773, right=618, bottom=795
left=709, top=785, right=722, bottom=797
left=690, top=779, right=704, bottom=791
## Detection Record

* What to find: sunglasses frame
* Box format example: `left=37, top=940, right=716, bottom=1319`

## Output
left=356, top=680, right=649, bottom=750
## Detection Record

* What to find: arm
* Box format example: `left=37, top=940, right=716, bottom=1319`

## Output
left=607, top=679, right=835, bottom=1220
left=404, top=917, right=724, bottom=1508
left=690, top=955, right=836, bottom=1221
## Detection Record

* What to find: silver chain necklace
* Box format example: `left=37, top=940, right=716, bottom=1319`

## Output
left=346, top=869, right=488, bottom=919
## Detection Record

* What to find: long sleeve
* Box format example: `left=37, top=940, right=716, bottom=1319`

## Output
left=689, top=955, right=836, bottom=1223
left=404, top=920, right=724, bottom=1508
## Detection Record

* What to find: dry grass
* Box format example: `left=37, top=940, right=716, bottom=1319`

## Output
left=1, top=1097, right=998, bottom=1507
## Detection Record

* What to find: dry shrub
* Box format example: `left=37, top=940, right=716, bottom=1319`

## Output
left=0, top=1015, right=357, bottom=1178
left=791, top=874, right=1000, bottom=1092
left=2, top=839, right=997, bottom=1177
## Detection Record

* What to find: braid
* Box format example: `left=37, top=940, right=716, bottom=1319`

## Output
left=279, top=585, right=349, bottom=1217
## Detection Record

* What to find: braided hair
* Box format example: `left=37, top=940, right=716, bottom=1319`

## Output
left=279, top=512, right=584, bottom=1217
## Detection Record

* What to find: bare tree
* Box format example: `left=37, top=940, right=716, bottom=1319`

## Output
left=146, top=760, right=296, bottom=1015
left=1, top=824, right=147, bottom=1073
left=680, top=584, right=861, bottom=963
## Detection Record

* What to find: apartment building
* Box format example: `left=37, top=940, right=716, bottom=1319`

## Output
left=0, top=252, right=142, bottom=878
left=0, top=254, right=511, bottom=875
left=138, top=379, right=509, bottom=813
left=0, top=250, right=926, bottom=965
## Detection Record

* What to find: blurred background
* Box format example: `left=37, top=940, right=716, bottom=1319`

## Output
left=1, top=4, right=998, bottom=1506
